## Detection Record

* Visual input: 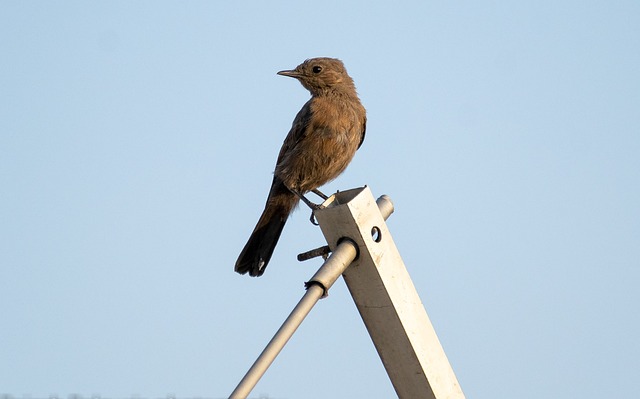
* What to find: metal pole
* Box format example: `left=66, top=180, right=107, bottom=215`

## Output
left=229, top=193, right=393, bottom=399
left=229, top=241, right=357, bottom=399
left=315, top=187, right=465, bottom=399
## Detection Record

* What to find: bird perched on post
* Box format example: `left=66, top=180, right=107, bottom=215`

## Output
left=235, top=57, right=367, bottom=277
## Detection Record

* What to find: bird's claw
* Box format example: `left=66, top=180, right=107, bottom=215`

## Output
left=286, top=187, right=326, bottom=225
left=309, top=204, right=324, bottom=225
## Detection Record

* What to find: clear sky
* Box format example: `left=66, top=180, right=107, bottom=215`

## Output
left=1, top=1, right=639, bottom=398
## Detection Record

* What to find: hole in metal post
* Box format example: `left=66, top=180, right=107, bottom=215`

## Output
left=371, top=226, right=382, bottom=243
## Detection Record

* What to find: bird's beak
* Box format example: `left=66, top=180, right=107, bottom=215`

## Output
left=277, top=69, right=301, bottom=78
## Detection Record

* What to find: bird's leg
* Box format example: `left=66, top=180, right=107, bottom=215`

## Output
left=289, top=188, right=323, bottom=226
left=311, top=189, right=328, bottom=200
left=292, top=190, right=320, bottom=210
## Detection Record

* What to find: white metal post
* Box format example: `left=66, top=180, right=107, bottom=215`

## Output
left=314, top=186, right=465, bottom=399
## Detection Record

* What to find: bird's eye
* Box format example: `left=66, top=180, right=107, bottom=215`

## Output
left=312, top=66, right=322, bottom=74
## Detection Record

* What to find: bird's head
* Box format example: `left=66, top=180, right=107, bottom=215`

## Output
left=278, top=57, right=356, bottom=96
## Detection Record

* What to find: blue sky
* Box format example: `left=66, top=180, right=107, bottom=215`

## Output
left=1, top=1, right=639, bottom=398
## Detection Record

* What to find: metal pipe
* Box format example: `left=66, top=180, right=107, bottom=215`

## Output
left=376, top=194, right=394, bottom=219
left=229, top=240, right=358, bottom=399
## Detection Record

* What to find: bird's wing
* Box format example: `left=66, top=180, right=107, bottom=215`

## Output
left=276, top=99, right=313, bottom=166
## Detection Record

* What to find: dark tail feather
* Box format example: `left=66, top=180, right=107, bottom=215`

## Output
left=235, top=182, right=296, bottom=277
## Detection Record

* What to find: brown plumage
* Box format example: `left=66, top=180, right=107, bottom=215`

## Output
left=234, top=57, right=367, bottom=277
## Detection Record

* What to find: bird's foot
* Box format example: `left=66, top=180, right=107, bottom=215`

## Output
left=289, top=188, right=325, bottom=225
left=290, top=189, right=320, bottom=210
left=309, top=205, right=324, bottom=226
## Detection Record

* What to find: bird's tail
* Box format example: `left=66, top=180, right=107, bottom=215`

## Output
left=235, top=181, right=297, bottom=277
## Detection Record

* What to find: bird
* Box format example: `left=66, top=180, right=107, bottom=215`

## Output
left=234, top=57, right=367, bottom=277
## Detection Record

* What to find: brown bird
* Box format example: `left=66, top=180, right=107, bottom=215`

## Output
left=235, top=57, right=367, bottom=277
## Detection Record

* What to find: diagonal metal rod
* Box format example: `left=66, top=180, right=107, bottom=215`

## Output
left=229, top=194, right=394, bottom=399
left=229, top=241, right=357, bottom=399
